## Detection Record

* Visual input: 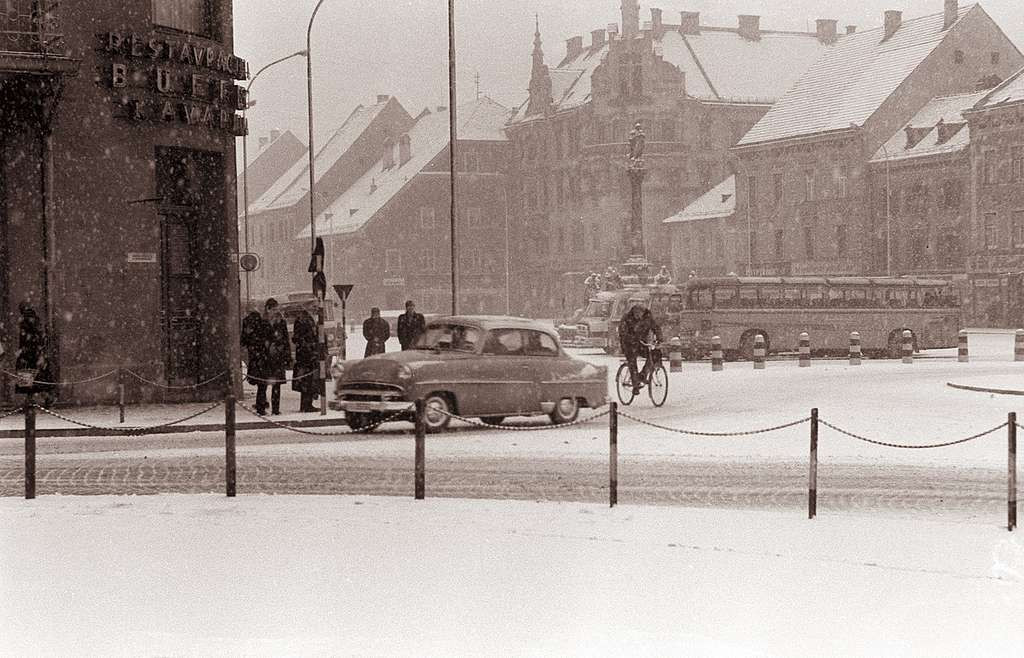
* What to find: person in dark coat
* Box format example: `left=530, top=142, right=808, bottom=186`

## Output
left=245, top=298, right=291, bottom=415
left=363, top=307, right=390, bottom=357
left=618, top=304, right=663, bottom=395
left=264, top=300, right=292, bottom=415
left=291, top=307, right=320, bottom=412
left=396, top=300, right=426, bottom=350
left=14, top=301, right=55, bottom=402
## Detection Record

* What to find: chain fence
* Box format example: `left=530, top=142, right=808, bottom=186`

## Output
left=236, top=400, right=413, bottom=436
left=433, top=405, right=611, bottom=431
left=241, top=369, right=316, bottom=385
left=30, top=400, right=224, bottom=435
left=124, top=369, right=227, bottom=390
left=818, top=418, right=1008, bottom=449
left=0, top=405, right=25, bottom=421
left=617, top=409, right=811, bottom=437
left=0, top=368, right=119, bottom=387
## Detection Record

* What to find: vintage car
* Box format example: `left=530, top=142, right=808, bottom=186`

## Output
left=332, top=315, right=608, bottom=432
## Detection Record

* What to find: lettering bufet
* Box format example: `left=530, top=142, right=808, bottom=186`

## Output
left=103, top=32, right=249, bottom=135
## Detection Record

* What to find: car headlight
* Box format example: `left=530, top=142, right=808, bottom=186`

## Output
left=330, top=359, right=345, bottom=380
left=397, top=365, right=413, bottom=380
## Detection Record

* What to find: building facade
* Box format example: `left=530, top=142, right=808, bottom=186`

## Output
left=1, top=0, right=246, bottom=404
left=507, top=2, right=836, bottom=317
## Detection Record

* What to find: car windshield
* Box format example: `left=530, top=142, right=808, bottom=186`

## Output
left=584, top=301, right=611, bottom=317
left=413, top=323, right=482, bottom=352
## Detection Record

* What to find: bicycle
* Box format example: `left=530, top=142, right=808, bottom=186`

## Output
left=615, top=341, right=668, bottom=407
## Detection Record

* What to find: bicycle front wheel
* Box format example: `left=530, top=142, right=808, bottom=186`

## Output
left=615, top=363, right=636, bottom=406
left=648, top=364, right=669, bottom=407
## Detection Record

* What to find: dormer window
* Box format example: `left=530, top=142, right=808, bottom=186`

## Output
left=954, top=49, right=964, bottom=64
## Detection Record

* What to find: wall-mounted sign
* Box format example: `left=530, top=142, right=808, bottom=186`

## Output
left=127, top=252, right=158, bottom=263
left=102, top=32, right=248, bottom=135
left=383, top=277, right=406, bottom=287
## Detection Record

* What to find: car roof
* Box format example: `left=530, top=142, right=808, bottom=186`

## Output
left=427, top=315, right=557, bottom=334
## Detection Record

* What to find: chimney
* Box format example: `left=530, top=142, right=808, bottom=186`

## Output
left=376, top=94, right=390, bottom=103
left=591, top=28, right=606, bottom=48
left=944, top=0, right=958, bottom=30
left=269, top=129, right=281, bottom=143
left=738, top=15, right=760, bottom=41
left=816, top=19, right=837, bottom=43
left=436, top=105, right=447, bottom=113
left=566, top=35, right=583, bottom=59
left=651, top=8, right=663, bottom=33
left=607, top=23, right=619, bottom=38
left=680, top=11, right=700, bottom=34
left=904, top=125, right=931, bottom=149
left=883, top=10, right=902, bottom=40
left=846, top=25, right=857, bottom=35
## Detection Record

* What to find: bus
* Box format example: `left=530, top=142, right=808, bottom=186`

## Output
left=557, top=285, right=675, bottom=351
left=579, top=276, right=960, bottom=359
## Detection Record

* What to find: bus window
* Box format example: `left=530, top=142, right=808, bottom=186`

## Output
left=847, top=289, right=867, bottom=307
left=783, top=288, right=802, bottom=307
left=713, top=287, right=738, bottom=308
left=688, top=289, right=712, bottom=310
left=668, top=294, right=684, bottom=314
left=806, top=287, right=826, bottom=307
left=650, top=293, right=668, bottom=316
left=760, top=287, right=783, bottom=308
left=739, top=287, right=759, bottom=307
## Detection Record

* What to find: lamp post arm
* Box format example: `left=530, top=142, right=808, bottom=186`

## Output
left=247, top=50, right=309, bottom=95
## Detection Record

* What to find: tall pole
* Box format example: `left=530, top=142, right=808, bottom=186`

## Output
left=884, top=143, right=892, bottom=277
left=307, top=0, right=329, bottom=415
left=448, top=0, right=459, bottom=315
left=241, top=50, right=308, bottom=307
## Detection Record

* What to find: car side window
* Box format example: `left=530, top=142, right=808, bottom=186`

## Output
left=525, top=331, right=559, bottom=357
left=483, top=329, right=524, bottom=355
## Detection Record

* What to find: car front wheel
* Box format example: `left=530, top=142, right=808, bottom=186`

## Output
left=549, top=397, right=580, bottom=424
left=422, top=393, right=453, bottom=432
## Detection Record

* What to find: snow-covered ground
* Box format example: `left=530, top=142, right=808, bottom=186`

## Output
left=3, top=331, right=1024, bottom=656
left=2, top=495, right=1022, bottom=657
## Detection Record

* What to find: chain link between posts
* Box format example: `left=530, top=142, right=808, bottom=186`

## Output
left=236, top=400, right=414, bottom=436
left=818, top=418, right=1008, bottom=449
left=241, top=369, right=316, bottom=385
left=0, top=368, right=119, bottom=387
left=124, top=369, right=227, bottom=390
left=0, top=405, right=25, bottom=420
left=616, top=409, right=811, bottom=437
left=433, top=405, right=612, bottom=431
left=31, top=400, right=224, bottom=434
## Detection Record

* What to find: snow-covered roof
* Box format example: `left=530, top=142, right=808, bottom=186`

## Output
left=511, top=20, right=831, bottom=123
left=663, top=175, right=735, bottom=225
left=248, top=101, right=389, bottom=215
left=871, top=91, right=984, bottom=163
left=738, top=4, right=976, bottom=147
left=298, top=97, right=510, bottom=240
left=972, top=64, right=1024, bottom=109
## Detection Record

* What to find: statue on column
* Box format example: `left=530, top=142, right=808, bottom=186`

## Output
left=627, top=121, right=645, bottom=163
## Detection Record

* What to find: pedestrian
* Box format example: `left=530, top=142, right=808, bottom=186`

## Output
left=363, top=307, right=390, bottom=356
left=291, top=306, right=320, bottom=412
left=655, top=265, right=672, bottom=285
left=397, top=300, right=426, bottom=350
left=264, top=299, right=292, bottom=415
left=245, top=298, right=291, bottom=416
left=14, top=301, right=55, bottom=404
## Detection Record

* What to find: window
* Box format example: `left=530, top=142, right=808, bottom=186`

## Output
left=420, top=207, right=436, bottom=230
left=984, top=151, right=997, bottom=185
left=466, top=206, right=482, bottom=229
left=1013, top=146, right=1024, bottom=181
left=525, top=331, right=559, bottom=357
left=385, top=249, right=402, bottom=271
left=954, top=49, right=965, bottom=64
left=1013, top=210, right=1024, bottom=248
left=942, top=180, right=963, bottom=208
left=803, top=226, right=814, bottom=259
left=984, top=212, right=999, bottom=249
left=698, top=161, right=712, bottom=187
left=803, top=171, right=815, bottom=202
left=937, top=230, right=963, bottom=268
left=774, top=229, right=784, bottom=260
left=772, top=173, right=784, bottom=204
left=699, top=116, right=712, bottom=149
left=483, top=328, right=524, bottom=355
left=992, top=51, right=1001, bottom=65
left=908, top=227, right=928, bottom=268
left=153, top=0, right=214, bottom=38
left=836, top=225, right=847, bottom=257
left=714, top=231, right=724, bottom=258
left=632, top=54, right=643, bottom=96
left=748, top=230, right=757, bottom=263
left=835, top=165, right=849, bottom=198
left=419, top=249, right=438, bottom=272
left=747, top=175, right=757, bottom=208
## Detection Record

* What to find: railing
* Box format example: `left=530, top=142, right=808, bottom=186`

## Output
left=0, top=0, right=63, bottom=55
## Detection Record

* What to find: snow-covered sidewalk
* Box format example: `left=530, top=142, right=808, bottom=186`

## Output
left=1, top=494, right=1022, bottom=657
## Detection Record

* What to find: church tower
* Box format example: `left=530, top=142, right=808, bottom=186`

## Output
left=525, top=16, right=553, bottom=116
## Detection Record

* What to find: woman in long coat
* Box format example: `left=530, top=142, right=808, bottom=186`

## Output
left=291, top=308, right=319, bottom=412
left=14, top=302, right=55, bottom=400
left=264, top=308, right=292, bottom=415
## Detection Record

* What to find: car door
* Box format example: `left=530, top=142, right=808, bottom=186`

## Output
left=470, top=328, right=539, bottom=416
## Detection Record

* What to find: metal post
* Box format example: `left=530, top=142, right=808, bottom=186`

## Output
left=849, top=331, right=862, bottom=366
left=609, top=401, right=618, bottom=508
left=798, top=332, right=810, bottom=368
left=306, top=1, right=329, bottom=415
left=711, top=335, right=723, bottom=372
left=415, top=399, right=426, bottom=500
left=957, top=330, right=969, bottom=363
left=1015, top=329, right=1024, bottom=362
left=753, top=334, right=766, bottom=370
left=902, top=329, right=913, bottom=364
left=808, top=408, right=818, bottom=519
left=226, top=394, right=237, bottom=497
left=1009, top=412, right=1017, bottom=531
left=448, top=0, right=459, bottom=315
left=25, top=394, right=35, bottom=500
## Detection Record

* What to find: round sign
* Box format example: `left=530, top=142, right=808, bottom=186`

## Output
left=239, top=253, right=260, bottom=272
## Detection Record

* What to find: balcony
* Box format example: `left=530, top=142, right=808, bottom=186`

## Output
left=0, top=1, right=76, bottom=75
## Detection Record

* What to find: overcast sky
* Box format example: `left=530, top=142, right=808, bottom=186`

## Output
left=232, top=0, right=1024, bottom=150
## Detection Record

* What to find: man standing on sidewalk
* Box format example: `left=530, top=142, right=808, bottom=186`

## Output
left=397, top=300, right=425, bottom=350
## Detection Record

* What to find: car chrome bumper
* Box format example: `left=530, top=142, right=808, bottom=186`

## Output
left=335, top=400, right=412, bottom=413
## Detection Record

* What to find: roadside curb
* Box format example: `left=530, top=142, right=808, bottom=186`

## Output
left=945, top=382, right=1024, bottom=396
left=0, top=414, right=350, bottom=439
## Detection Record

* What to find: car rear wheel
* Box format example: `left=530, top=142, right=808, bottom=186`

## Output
left=423, top=393, right=452, bottom=432
left=549, top=397, right=580, bottom=424
left=346, top=412, right=378, bottom=433
left=480, top=416, right=505, bottom=426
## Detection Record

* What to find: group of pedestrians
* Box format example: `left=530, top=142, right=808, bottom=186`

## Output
left=361, top=300, right=425, bottom=356
left=241, top=298, right=319, bottom=415
left=1, top=301, right=56, bottom=404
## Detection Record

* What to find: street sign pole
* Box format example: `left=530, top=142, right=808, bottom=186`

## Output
left=333, top=284, right=354, bottom=364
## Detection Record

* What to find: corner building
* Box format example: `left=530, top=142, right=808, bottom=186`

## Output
left=1, top=1, right=246, bottom=404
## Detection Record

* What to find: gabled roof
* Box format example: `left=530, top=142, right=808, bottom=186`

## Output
left=299, top=97, right=510, bottom=239
left=738, top=4, right=976, bottom=147
left=248, top=100, right=390, bottom=215
left=237, top=130, right=306, bottom=217
left=871, top=91, right=984, bottom=163
left=663, top=176, right=735, bottom=224
left=511, top=19, right=832, bottom=123
left=972, top=64, right=1024, bottom=109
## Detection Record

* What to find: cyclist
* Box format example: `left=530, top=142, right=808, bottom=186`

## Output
left=618, top=304, right=663, bottom=395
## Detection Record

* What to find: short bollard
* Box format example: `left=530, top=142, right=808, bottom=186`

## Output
left=118, top=368, right=126, bottom=424
left=1015, top=330, right=1024, bottom=362
left=849, top=332, right=862, bottom=366
left=958, top=330, right=969, bottom=363
left=798, top=332, right=811, bottom=368
left=668, top=337, right=682, bottom=373
left=808, top=408, right=818, bottom=520
left=415, top=399, right=425, bottom=500
left=1009, top=412, right=1017, bottom=532
left=901, top=330, right=913, bottom=364
left=25, top=395, right=36, bottom=500
left=225, top=394, right=236, bottom=497
left=753, top=334, right=766, bottom=370
left=609, top=401, right=618, bottom=508
left=711, top=336, right=723, bottom=372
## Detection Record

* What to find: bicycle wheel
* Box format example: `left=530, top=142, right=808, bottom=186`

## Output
left=615, top=362, right=636, bottom=406
left=648, top=364, right=668, bottom=407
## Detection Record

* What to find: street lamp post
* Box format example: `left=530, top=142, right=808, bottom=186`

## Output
left=241, top=49, right=308, bottom=306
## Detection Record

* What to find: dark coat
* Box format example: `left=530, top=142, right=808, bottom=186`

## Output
left=265, top=318, right=292, bottom=382
left=15, top=308, right=54, bottom=393
left=618, top=306, right=662, bottom=353
left=243, top=313, right=291, bottom=384
left=363, top=316, right=390, bottom=357
left=291, top=310, right=320, bottom=395
left=397, top=311, right=426, bottom=350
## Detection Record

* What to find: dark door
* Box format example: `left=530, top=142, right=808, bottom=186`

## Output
left=160, top=213, right=201, bottom=384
